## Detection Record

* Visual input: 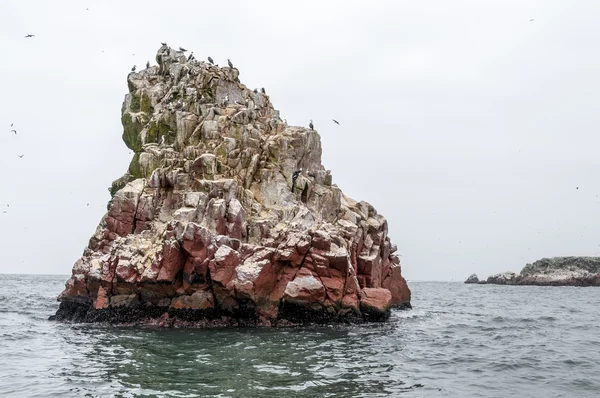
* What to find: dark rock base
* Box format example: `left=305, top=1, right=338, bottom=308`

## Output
left=51, top=299, right=411, bottom=328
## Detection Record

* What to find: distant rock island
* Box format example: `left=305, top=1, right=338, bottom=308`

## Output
left=465, top=257, right=600, bottom=286
left=53, top=45, right=411, bottom=327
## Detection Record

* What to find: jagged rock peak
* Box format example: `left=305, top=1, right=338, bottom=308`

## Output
left=54, top=45, right=411, bottom=327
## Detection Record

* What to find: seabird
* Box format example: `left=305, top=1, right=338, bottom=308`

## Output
left=146, top=61, right=150, bottom=69
left=529, top=19, right=535, bottom=22
left=11, top=129, right=17, bottom=135
left=291, top=169, right=302, bottom=191
left=87, top=203, right=89, bottom=206
left=18, top=154, right=24, bottom=158
left=333, top=119, right=340, bottom=125
left=131, top=65, right=136, bottom=72
left=161, top=42, right=167, bottom=46
left=159, top=135, right=165, bottom=145
left=576, top=187, right=579, bottom=190
left=208, top=56, right=214, bottom=65
left=261, top=87, right=266, bottom=94
left=179, top=47, right=187, bottom=52
left=228, top=59, right=233, bottom=68
left=10, top=123, right=13, bottom=127
left=309, top=120, right=314, bottom=130
left=25, top=34, right=34, bottom=38
left=187, top=52, right=194, bottom=61
left=253, top=88, right=258, bottom=94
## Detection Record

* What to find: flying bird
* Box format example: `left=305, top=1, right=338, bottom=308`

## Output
left=179, top=47, right=187, bottom=52
left=25, top=34, right=35, bottom=38
left=146, top=61, right=150, bottom=69
left=309, top=120, right=314, bottom=130
left=576, top=187, right=579, bottom=190
left=18, top=154, right=24, bottom=158
left=529, top=18, right=535, bottom=22
left=131, top=65, right=136, bottom=72
left=11, top=129, right=17, bottom=135
left=228, top=59, right=234, bottom=68
left=87, top=203, right=89, bottom=206
left=208, top=56, right=214, bottom=65
left=332, top=119, right=340, bottom=125
left=10, top=123, right=13, bottom=127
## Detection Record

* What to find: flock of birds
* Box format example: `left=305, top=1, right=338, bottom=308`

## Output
left=4, top=35, right=344, bottom=216
left=130, top=42, right=343, bottom=132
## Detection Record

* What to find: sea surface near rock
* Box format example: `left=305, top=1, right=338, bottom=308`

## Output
left=477, top=257, right=600, bottom=286
left=5, top=275, right=600, bottom=397
left=54, top=45, right=410, bottom=326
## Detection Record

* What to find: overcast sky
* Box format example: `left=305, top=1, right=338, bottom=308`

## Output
left=1, top=0, right=599, bottom=281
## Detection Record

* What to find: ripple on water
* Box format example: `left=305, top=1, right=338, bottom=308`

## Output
left=2, top=277, right=600, bottom=397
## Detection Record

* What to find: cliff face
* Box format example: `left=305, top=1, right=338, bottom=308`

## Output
left=54, top=45, right=411, bottom=327
left=476, top=257, right=600, bottom=286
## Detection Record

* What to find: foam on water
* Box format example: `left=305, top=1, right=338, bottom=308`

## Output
left=1, top=275, right=600, bottom=397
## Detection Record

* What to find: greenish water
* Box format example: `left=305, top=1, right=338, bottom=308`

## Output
left=2, top=274, right=600, bottom=397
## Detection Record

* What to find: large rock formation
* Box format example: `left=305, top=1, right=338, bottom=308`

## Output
left=479, top=257, right=600, bottom=286
left=53, top=45, right=411, bottom=327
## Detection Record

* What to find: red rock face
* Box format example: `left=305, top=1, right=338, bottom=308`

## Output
left=54, top=45, right=411, bottom=326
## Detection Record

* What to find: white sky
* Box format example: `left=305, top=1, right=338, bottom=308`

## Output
left=1, top=0, right=600, bottom=281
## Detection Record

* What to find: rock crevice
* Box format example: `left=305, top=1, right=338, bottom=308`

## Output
left=55, top=45, right=411, bottom=327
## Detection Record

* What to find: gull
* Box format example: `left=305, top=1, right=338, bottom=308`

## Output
left=179, top=47, right=187, bottom=52
left=529, top=19, right=535, bottom=22
left=309, top=120, right=314, bottom=130
left=332, top=119, right=340, bottom=125
left=11, top=129, right=17, bottom=135
left=131, top=65, right=136, bottom=72
left=208, top=56, right=214, bottom=65
left=228, top=59, right=233, bottom=68
left=18, top=154, right=24, bottom=158
left=25, top=34, right=35, bottom=38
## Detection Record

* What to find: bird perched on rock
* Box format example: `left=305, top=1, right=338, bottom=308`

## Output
left=261, top=87, right=266, bottom=94
left=131, top=65, right=136, bottom=72
left=146, top=61, right=150, bottom=69
left=179, top=47, right=187, bottom=52
left=228, top=59, right=234, bottom=68
left=187, top=52, right=194, bottom=61
left=159, top=135, right=165, bottom=145
left=309, top=120, right=314, bottom=130
left=291, top=169, right=302, bottom=191
left=253, top=88, right=258, bottom=94
left=161, top=42, right=167, bottom=46
left=333, top=119, right=340, bottom=125
left=25, top=34, right=34, bottom=38
left=208, top=56, right=214, bottom=65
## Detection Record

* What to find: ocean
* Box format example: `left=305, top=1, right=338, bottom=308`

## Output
left=1, top=274, right=598, bottom=397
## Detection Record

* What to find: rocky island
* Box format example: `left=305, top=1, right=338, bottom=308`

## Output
left=466, top=257, right=600, bottom=286
left=53, top=45, right=411, bottom=327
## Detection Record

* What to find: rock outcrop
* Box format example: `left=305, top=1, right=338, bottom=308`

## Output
left=480, top=257, right=600, bottom=286
left=463, top=274, right=479, bottom=284
left=485, top=272, right=517, bottom=285
left=53, top=45, right=411, bottom=327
